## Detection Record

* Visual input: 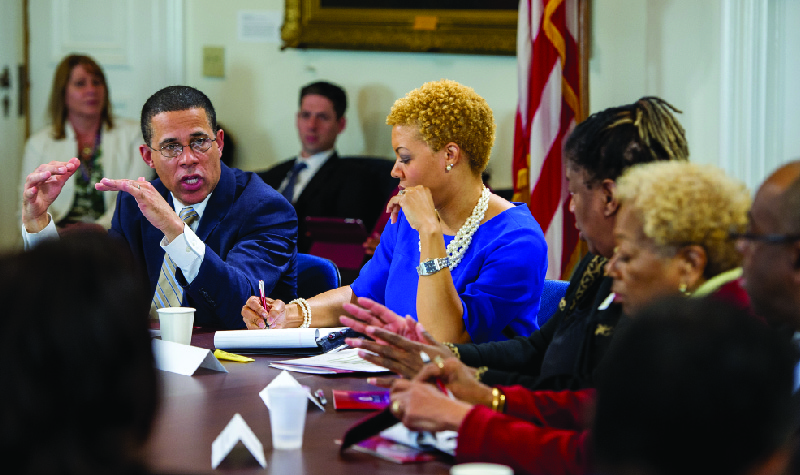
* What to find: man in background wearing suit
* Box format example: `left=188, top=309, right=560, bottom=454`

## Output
left=259, top=81, right=397, bottom=253
left=21, top=85, right=298, bottom=329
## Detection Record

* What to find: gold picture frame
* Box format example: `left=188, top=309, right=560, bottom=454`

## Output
left=282, top=0, right=519, bottom=55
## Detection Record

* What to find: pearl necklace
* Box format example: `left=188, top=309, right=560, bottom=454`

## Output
left=419, top=186, right=491, bottom=270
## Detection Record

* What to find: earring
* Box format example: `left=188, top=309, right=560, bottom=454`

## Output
left=679, top=283, right=690, bottom=295
left=446, top=164, right=454, bottom=172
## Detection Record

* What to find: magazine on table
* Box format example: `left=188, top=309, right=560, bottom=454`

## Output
left=332, top=389, right=391, bottom=410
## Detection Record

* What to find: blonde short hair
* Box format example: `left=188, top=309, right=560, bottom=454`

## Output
left=386, top=79, right=495, bottom=175
left=615, top=162, right=750, bottom=278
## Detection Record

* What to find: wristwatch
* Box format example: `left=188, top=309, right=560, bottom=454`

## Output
left=417, top=257, right=450, bottom=276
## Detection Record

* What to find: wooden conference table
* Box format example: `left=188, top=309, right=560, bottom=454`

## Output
left=145, top=329, right=453, bottom=475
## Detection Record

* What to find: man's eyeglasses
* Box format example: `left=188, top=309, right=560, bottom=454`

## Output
left=729, top=231, right=800, bottom=244
left=149, top=137, right=216, bottom=159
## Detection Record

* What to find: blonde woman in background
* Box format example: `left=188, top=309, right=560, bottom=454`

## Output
left=607, top=161, right=751, bottom=315
left=20, top=54, right=150, bottom=232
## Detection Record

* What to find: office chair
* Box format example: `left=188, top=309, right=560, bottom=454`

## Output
left=296, top=253, right=341, bottom=299
left=537, top=279, right=569, bottom=328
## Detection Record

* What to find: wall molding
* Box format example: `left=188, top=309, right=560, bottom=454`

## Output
left=151, top=0, right=185, bottom=85
left=720, top=0, right=787, bottom=191
left=51, top=0, right=132, bottom=65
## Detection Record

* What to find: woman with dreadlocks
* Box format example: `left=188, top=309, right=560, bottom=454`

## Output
left=344, top=96, right=689, bottom=390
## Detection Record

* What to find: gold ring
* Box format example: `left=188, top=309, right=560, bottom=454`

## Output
left=433, top=355, right=445, bottom=369
left=391, top=400, right=401, bottom=414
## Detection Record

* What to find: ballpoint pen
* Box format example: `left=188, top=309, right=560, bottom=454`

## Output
left=258, top=280, right=270, bottom=328
left=419, top=351, right=449, bottom=395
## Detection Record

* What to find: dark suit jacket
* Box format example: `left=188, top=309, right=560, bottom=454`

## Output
left=258, top=153, right=398, bottom=252
left=110, top=163, right=298, bottom=329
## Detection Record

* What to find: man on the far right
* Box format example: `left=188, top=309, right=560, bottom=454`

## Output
left=736, top=160, right=800, bottom=334
left=736, top=159, right=800, bottom=475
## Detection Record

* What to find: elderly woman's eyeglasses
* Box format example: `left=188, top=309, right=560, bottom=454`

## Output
left=728, top=231, right=800, bottom=244
left=149, top=137, right=216, bottom=159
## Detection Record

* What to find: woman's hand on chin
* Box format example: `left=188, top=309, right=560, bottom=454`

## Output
left=386, top=186, right=439, bottom=232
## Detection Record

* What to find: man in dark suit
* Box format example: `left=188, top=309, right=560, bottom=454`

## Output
left=21, top=86, right=297, bottom=329
left=259, top=81, right=397, bottom=252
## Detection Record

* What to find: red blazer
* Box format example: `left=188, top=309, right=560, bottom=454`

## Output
left=456, top=387, right=595, bottom=475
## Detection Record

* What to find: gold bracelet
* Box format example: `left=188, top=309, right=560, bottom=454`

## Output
left=491, top=387, right=506, bottom=413
left=443, top=342, right=460, bottom=360
left=474, top=366, right=488, bottom=382
left=288, top=298, right=311, bottom=328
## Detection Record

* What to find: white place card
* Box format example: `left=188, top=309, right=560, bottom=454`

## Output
left=211, top=413, right=267, bottom=469
left=152, top=339, right=228, bottom=376
left=259, top=370, right=324, bottom=411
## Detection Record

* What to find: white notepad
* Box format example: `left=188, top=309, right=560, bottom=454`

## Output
left=213, top=327, right=344, bottom=350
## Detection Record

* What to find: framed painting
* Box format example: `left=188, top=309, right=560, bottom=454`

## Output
left=282, top=0, right=520, bottom=55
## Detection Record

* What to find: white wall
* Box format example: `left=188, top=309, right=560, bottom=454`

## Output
left=590, top=0, right=799, bottom=191
left=589, top=0, right=723, bottom=169
left=184, top=0, right=518, bottom=188
left=781, top=0, right=800, bottom=163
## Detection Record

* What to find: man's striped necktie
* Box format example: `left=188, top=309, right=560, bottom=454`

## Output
left=151, top=207, right=199, bottom=316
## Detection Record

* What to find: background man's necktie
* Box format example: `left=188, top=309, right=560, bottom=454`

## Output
left=151, top=207, right=199, bottom=317
left=281, top=161, right=307, bottom=203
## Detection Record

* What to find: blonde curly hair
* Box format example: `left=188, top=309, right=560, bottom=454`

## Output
left=386, top=79, right=495, bottom=174
left=615, top=162, right=750, bottom=278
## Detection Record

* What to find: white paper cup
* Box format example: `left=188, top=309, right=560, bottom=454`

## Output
left=451, top=463, right=514, bottom=475
left=157, top=307, right=195, bottom=346
left=267, top=386, right=308, bottom=449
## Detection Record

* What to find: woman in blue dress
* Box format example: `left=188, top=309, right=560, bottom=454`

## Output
left=242, top=79, right=547, bottom=344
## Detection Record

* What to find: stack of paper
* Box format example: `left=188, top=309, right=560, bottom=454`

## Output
left=270, top=348, right=389, bottom=374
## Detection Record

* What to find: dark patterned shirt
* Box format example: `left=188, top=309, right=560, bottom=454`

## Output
left=60, top=142, right=105, bottom=225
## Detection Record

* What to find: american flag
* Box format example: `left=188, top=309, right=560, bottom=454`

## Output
left=512, top=0, right=585, bottom=279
